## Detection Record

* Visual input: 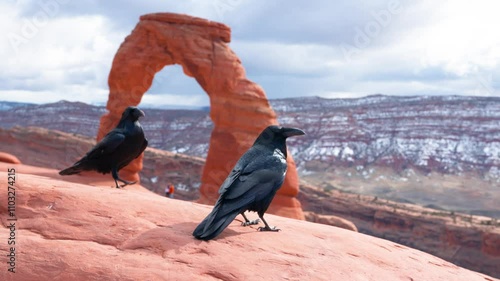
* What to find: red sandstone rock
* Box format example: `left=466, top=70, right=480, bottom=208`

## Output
left=304, top=211, right=358, bottom=232
left=97, top=13, right=303, bottom=219
left=0, top=152, right=20, bottom=164
left=0, top=165, right=496, bottom=281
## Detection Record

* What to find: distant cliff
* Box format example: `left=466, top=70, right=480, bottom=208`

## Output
left=2, top=95, right=499, bottom=179
left=274, top=95, right=500, bottom=179
left=3, top=95, right=499, bottom=215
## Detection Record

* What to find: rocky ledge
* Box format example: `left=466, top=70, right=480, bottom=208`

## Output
left=0, top=163, right=496, bottom=281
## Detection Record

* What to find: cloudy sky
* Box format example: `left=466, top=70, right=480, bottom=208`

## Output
left=0, top=0, right=499, bottom=107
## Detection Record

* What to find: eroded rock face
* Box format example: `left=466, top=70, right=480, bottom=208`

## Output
left=298, top=183, right=500, bottom=278
left=97, top=13, right=303, bottom=219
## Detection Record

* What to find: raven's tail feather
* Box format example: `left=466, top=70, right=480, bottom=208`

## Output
left=193, top=206, right=241, bottom=241
left=59, top=164, right=83, bottom=176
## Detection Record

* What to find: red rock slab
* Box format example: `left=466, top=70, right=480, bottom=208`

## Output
left=0, top=152, right=21, bottom=164
left=0, top=162, right=150, bottom=193
left=0, top=170, right=496, bottom=281
left=304, top=211, right=358, bottom=232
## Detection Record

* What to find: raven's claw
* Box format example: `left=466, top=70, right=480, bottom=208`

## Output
left=257, top=226, right=280, bottom=232
left=119, top=181, right=136, bottom=188
left=241, top=219, right=260, bottom=226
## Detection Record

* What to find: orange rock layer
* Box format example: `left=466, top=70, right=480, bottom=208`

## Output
left=97, top=13, right=303, bottom=219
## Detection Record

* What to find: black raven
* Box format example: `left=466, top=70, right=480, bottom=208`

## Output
left=193, top=125, right=305, bottom=240
left=59, top=106, right=148, bottom=188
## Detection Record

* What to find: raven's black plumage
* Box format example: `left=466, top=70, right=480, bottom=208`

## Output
left=59, top=106, right=148, bottom=188
left=193, top=125, right=305, bottom=240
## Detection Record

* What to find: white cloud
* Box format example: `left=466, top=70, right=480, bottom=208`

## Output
left=0, top=1, right=126, bottom=103
left=0, top=87, right=108, bottom=104
left=231, top=41, right=338, bottom=76
left=0, top=0, right=498, bottom=107
left=399, top=0, right=500, bottom=77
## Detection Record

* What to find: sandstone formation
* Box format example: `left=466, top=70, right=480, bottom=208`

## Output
left=304, top=211, right=358, bottom=232
left=298, top=183, right=500, bottom=278
left=97, top=13, right=303, bottom=219
left=0, top=165, right=497, bottom=281
left=0, top=152, right=20, bottom=164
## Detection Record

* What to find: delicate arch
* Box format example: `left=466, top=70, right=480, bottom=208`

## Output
left=97, top=13, right=303, bottom=219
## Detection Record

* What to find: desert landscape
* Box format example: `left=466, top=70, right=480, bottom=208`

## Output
left=1, top=125, right=499, bottom=279
left=2, top=94, right=499, bottom=218
left=1, top=2, right=500, bottom=281
left=1, top=162, right=497, bottom=281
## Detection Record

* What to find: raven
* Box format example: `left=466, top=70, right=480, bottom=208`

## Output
left=193, top=125, right=305, bottom=240
left=59, top=106, right=148, bottom=188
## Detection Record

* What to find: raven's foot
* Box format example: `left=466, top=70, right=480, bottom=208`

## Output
left=118, top=180, right=136, bottom=188
left=241, top=219, right=260, bottom=226
left=257, top=226, right=280, bottom=232
left=114, top=181, right=136, bottom=188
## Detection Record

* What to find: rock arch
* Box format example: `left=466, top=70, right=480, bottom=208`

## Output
left=97, top=13, right=304, bottom=219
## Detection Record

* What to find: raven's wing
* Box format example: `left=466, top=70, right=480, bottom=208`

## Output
left=217, top=146, right=263, bottom=196
left=134, top=138, right=148, bottom=159
left=217, top=168, right=241, bottom=195
left=222, top=168, right=282, bottom=200
left=194, top=147, right=286, bottom=240
left=199, top=157, right=283, bottom=235
left=199, top=169, right=271, bottom=238
left=86, top=131, right=126, bottom=159
left=218, top=148, right=285, bottom=200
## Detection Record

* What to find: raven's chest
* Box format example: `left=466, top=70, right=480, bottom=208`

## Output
left=119, top=124, right=145, bottom=152
left=272, top=148, right=286, bottom=163
left=272, top=148, right=287, bottom=176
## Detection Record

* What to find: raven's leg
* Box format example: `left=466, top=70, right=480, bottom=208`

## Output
left=112, top=167, right=136, bottom=188
left=241, top=212, right=260, bottom=226
left=257, top=215, right=280, bottom=232
left=111, top=167, right=121, bottom=189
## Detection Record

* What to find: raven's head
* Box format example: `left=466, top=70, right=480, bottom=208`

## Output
left=121, top=106, right=145, bottom=121
left=255, top=125, right=305, bottom=146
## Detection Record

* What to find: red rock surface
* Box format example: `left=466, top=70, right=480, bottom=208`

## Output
left=298, top=183, right=500, bottom=278
left=0, top=152, right=20, bottom=164
left=304, top=211, right=358, bottom=232
left=0, top=164, right=497, bottom=281
left=97, top=12, right=303, bottom=219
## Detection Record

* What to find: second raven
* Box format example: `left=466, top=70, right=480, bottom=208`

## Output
left=193, top=125, right=305, bottom=240
left=59, top=106, right=148, bottom=188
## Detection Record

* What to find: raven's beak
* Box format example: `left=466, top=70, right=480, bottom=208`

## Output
left=282, top=127, right=305, bottom=137
left=138, top=109, right=145, bottom=118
